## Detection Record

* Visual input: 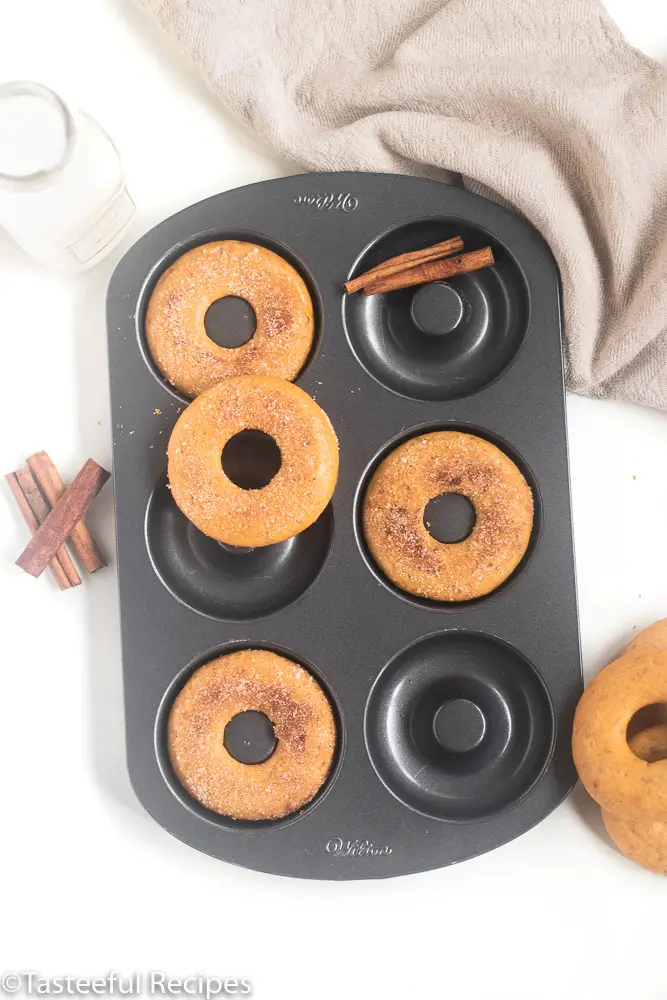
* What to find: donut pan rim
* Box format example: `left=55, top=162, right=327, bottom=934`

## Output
left=106, top=171, right=582, bottom=879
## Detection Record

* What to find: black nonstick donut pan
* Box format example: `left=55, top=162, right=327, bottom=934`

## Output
left=107, top=172, right=582, bottom=879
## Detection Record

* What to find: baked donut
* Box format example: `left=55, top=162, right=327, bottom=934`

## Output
left=623, top=622, right=667, bottom=763
left=146, top=240, right=314, bottom=397
left=168, top=649, right=337, bottom=821
left=572, top=651, right=667, bottom=822
left=362, top=431, right=533, bottom=602
left=167, top=375, right=338, bottom=547
left=602, top=810, right=667, bottom=876
left=624, top=619, right=667, bottom=657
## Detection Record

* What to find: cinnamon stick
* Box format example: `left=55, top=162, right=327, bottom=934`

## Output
left=363, top=246, right=495, bottom=295
left=15, top=467, right=82, bottom=587
left=16, top=458, right=110, bottom=579
left=5, top=471, right=80, bottom=590
left=345, top=236, right=464, bottom=294
left=27, top=450, right=106, bottom=573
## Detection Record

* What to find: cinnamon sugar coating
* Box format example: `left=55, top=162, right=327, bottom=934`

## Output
left=168, top=649, right=337, bottom=821
left=167, top=375, right=339, bottom=547
left=146, top=240, right=314, bottom=397
left=362, top=431, right=533, bottom=602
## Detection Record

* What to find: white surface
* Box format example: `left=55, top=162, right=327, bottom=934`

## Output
left=1, top=3, right=666, bottom=998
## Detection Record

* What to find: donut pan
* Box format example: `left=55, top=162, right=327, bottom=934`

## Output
left=106, top=171, right=582, bottom=879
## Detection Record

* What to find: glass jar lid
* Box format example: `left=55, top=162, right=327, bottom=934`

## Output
left=0, top=81, right=76, bottom=190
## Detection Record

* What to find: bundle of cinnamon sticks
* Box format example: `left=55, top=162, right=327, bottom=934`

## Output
left=344, top=236, right=494, bottom=295
left=6, top=451, right=110, bottom=590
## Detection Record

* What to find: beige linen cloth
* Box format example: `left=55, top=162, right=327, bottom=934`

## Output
left=138, top=0, right=667, bottom=408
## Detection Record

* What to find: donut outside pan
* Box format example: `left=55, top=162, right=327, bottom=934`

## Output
left=623, top=621, right=667, bottom=763
left=146, top=240, right=314, bottom=397
left=602, top=810, right=667, bottom=876
left=362, top=430, right=534, bottom=602
left=167, top=374, right=339, bottom=547
left=168, top=649, right=337, bottom=821
left=572, top=651, right=667, bottom=822
left=624, top=618, right=667, bottom=657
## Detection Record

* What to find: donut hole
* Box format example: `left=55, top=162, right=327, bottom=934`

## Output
left=221, top=430, right=281, bottom=490
left=424, top=492, right=476, bottom=544
left=224, top=710, right=277, bottom=764
left=204, top=295, right=257, bottom=348
left=627, top=703, right=667, bottom=763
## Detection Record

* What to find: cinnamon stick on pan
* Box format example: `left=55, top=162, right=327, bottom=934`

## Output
left=363, top=247, right=495, bottom=295
left=5, top=471, right=80, bottom=590
left=16, top=459, right=110, bottom=579
left=27, top=450, right=106, bottom=573
left=344, top=236, right=464, bottom=294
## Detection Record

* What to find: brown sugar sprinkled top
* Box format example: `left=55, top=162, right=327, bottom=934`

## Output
left=363, top=431, right=534, bottom=602
left=145, top=240, right=314, bottom=398
left=168, top=648, right=337, bottom=821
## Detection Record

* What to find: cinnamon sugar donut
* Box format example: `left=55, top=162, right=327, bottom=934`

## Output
left=146, top=241, right=314, bottom=397
left=572, top=651, right=667, bottom=822
left=168, top=649, right=337, bottom=821
left=167, top=375, right=338, bottom=547
left=362, top=431, right=534, bottom=602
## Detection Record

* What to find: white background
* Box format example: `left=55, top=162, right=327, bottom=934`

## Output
left=1, top=2, right=666, bottom=998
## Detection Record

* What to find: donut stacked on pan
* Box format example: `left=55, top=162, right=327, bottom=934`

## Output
left=167, top=374, right=338, bottom=548
left=147, top=239, right=339, bottom=549
left=572, top=619, right=667, bottom=875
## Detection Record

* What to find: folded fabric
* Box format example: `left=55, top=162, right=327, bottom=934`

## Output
left=138, top=0, right=667, bottom=409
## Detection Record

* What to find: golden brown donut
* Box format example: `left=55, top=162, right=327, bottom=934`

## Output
left=362, top=431, right=533, bottom=602
left=602, top=810, right=667, bottom=876
left=167, top=375, right=338, bottom=547
left=624, top=619, right=667, bottom=657
left=168, top=649, right=337, bottom=821
left=572, top=651, right=667, bottom=822
left=622, top=622, right=667, bottom=762
left=146, top=240, right=314, bottom=397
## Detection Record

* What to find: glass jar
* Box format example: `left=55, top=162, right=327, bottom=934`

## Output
left=0, top=81, right=135, bottom=271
